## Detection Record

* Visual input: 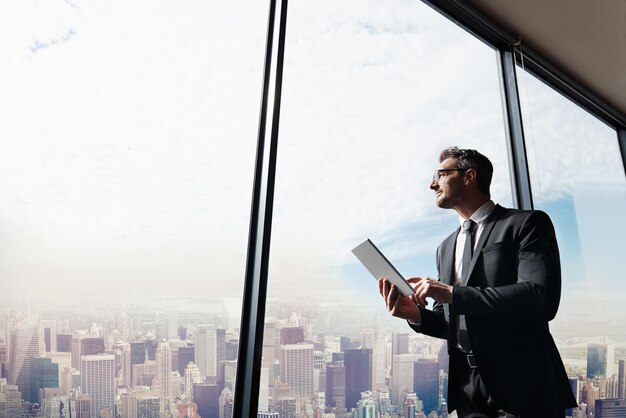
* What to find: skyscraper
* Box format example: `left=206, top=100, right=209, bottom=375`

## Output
left=413, top=359, right=439, bottom=415
left=344, top=348, right=372, bottom=410
left=154, top=341, right=172, bottom=411
left=29, top=357, right=59, bottom=404
left=588, top=343, right=615, bottom=379
left=74, top=393, right=92, bottom=418
left=178, top=345, right=195, bottom=376
left=280, top=343, right=314, bottom=399
left=0, top=383, right=22, bottom=417
left=326, top=363, right=345, bottom=409
left=120, top=343, right=131, bottom=388
left=55, top=334, right=72, bottom=353
left=8, top=317, right=41, bottom=402
left=195, top=324, right=217, bottom=378
left=391, top=353, right=418, bottom=406
left=392, top=333, right=409, bottom=356
left=40, top=320, right=57, bottom=353
left=595, top=398, right=626, bottom=418
left=372, top=338, right=388, bottom=391
left=80, top=354, right=115, bottom=417
left=279, top=327, right=305, bottom=346
left=71, top=336, right=105, bottom=371
left=193, top=382, right=220, bottom=418
left=618, top=359, right=625, bottom=399
left=184, top=363, right=202, bottom=399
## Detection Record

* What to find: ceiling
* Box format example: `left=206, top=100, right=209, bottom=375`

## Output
left=468, top=0, right=626, bottom=123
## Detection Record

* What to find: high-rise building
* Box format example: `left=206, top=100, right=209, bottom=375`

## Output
left=120, top=387, right=160, bottom=418
left=588, top=343, right=615, bottom=379
left=618, top=359, right=625, bottom=399
left=392, top=333, right=409, bottom=356
left=413, top=359, right=439, bottom=415
left=219, top=387, right=234, bottom=418
left=195, top=325, right=217, bottom=378
left=29, top=357, right=59, bottom=404
left=391, top=353, right=418, bottom=406
left=71, top=336, right=105, bottom=371
left=280, top=344, right=314, bottom=399
left=154, top=341, right=172, bottom=411
left=216, top=328, right=226, bottom=363
left=44, top=352, right=71, bottom=386
left=120, top=343, right=131, bottom=388
left=279, top=327, right=304, bottom=346
left=356, top=391, right=377, bottom=418
left=273, top=383, right=296, bottom=418
left=80, top=354, right=115, bottom=417
left=56, top=334, right=72, bottom=353
left=193, top=381, right=220, bottom=418
left=372, top=338, right=388, bottom=391
left=131, top=341, right=146, bottom=365
left=344, top=348, right=372, bottom=410
left=8, top=317, right=41, bottom=402
left=178, top=345, right=195, bottom=376
left=132, top=361, right=156, bottom=387
left=184, top=363, right=202, bottom=399
left=326, top=363, right=345, bottom=409
left=0, top=339, right=7, bottom=379
left=0, top=383, right=22, bottom=418
left=74, top=393, right=92, bottom=418
left=40, top=320, right=57, bottom=353
left=223, top=360, right=237, bottom=393
left=595, top=398, right=626, bottom=418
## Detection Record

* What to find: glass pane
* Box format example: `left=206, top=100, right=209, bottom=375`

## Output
left=517, top=66, right=626, bottom=412
left=260, top=1, right=513, bottom=416
left=0, top=1, right=266, bottom=416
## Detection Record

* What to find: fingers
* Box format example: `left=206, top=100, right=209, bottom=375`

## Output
left=387, top=283, right=399, bottom=312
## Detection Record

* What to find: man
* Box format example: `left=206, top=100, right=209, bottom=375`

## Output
left=379, top=147, right=576, bottom=417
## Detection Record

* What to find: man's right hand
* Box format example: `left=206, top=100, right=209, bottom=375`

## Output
left=378, top=278, right=421, bottom=323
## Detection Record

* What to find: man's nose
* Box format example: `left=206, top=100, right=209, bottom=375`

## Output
left=429, top=179, right=438, bottom=190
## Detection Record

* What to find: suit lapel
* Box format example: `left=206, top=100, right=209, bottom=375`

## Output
left=440, top=229, right=458, bottom=286
left=463, top=205, right=504, bottom=286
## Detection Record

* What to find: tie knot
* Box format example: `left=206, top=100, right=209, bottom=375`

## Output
left=463, top=219, right=475, bottom=233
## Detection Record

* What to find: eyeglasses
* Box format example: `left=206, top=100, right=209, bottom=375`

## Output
left=432, top=168, right=468, bottom=182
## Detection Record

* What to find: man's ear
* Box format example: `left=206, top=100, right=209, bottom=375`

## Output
left=464, top=168, right=477, bottom=185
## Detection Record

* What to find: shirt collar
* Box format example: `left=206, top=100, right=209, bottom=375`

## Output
left=458, top=200, right=496, bottom=226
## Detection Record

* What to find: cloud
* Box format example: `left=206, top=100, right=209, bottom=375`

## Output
left=1, top=0, right=619, bottom=306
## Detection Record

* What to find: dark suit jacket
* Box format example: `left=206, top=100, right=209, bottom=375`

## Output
left=409, top=205, right=577, bottom=414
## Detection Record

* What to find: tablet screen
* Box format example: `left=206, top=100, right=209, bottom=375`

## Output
left=352, top=239, right=415, bottom=297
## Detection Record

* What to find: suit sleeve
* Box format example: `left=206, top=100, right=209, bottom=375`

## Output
left=408, top=245, right=449, bottom=339
left=451, top=210, right=561, bottom=322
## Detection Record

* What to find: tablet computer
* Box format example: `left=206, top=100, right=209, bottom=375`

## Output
left=351, top=239, right=415, bottom=297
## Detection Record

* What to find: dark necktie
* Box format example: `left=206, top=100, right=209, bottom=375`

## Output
left=458, top=219, right=475, bottom=352
left=461, top=219, right=476, bottom=284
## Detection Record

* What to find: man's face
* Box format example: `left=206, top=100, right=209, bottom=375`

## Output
left=430, top=157, right=467, bottom=209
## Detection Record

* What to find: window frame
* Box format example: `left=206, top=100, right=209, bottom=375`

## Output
left=233, top=0, right=626, bottom=414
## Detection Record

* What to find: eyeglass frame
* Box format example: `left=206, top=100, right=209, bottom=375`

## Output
left=432, top=168, right=469, bottom=182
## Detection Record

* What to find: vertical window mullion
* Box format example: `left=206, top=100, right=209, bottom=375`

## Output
left=234, top=0, right=288, bottom=415
left=498, top=49, right=533, bottom=210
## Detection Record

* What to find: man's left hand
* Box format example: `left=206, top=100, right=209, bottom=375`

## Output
left=408, top=277, right=453, bottom=307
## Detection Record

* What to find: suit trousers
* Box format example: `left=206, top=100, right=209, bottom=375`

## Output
left=450, top=350, right=565, bottom=418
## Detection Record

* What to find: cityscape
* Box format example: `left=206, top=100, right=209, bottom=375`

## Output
left=1, top=285, right=625, bottom=418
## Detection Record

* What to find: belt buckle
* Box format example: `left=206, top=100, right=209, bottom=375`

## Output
left=466, top=354, right=477, bottom=369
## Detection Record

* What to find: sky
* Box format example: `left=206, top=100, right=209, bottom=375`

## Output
left=0, top=0, right=624, bottom=312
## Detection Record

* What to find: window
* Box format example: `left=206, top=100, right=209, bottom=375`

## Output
left=517, top=65, right=626, bottom=403
left=0, top=1, right=266, bottom=414
left=259, top=1, right=513, bottom=415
